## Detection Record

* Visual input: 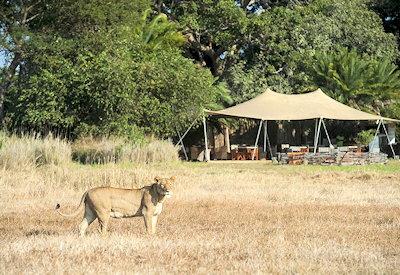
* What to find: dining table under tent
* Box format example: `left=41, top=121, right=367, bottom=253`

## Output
left=176, top=88, right=399, bottom=162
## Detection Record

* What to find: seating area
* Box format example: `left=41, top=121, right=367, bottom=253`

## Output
left=189, top=145, right=260, bottom=161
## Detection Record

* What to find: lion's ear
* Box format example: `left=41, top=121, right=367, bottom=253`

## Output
left=170, top=176, right=176, bottom=182
left=154, top=176, right=161, bottom=183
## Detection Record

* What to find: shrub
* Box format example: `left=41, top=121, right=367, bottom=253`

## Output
left=355, top=129, right=375, bottom=146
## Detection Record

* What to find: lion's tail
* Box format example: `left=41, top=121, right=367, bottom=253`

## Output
left=55, top=191, right=88, bottom=218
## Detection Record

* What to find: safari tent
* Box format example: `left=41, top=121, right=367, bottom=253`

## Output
left=177, top=89, right=399, bottom=161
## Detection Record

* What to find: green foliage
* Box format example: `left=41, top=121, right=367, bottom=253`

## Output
left=239, top=0, right=399, bottom=97
left=336, top=135, right=345, bottom=147
left=312, top=48, right=400, bottom=113
left=132, top=48, right=224, bottom=136
left=3, top=0, right=225, bottom=139
left=134, top=9, right=185, bottom=50
left=223, top=62, right=269, bottom=103
left=1, top=0, right=400, bottom=141
left=166, top=0, right=250, bottom=75
left=355, top=129, right=375, bottom=145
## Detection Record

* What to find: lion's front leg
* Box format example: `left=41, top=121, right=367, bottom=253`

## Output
left=151, top=215, right=158, bottom=234
left=142, top=207, right=157, bottom=235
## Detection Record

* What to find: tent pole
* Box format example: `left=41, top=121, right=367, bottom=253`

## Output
left=175, top=118, right=199, bottom=147
left=265, top=120, right=273, bottom=160
left=252, top=120, right=263, bottom=160
left=176, top=130, right=188, bottom=161
left=314, top=118, right=318, bottom=143
left=321, top=119, right=332, bottom=147
left=369, top=119, right=382, bottom=153
left=202, top=116, right=209, bottom=162
left=263, top=120, right=267, bottom=153
left=381, top=120, right=396, bottom=158
left=263, top=120, right=273, bottom=159
left=313, top=118, right=322, bottom=154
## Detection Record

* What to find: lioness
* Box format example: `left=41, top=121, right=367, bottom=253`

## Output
left=56, top=176, right=175, bottom=236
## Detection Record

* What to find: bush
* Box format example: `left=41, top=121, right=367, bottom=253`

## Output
left=0, top=134, right=72, bottom=170
left=355, top=129, right=375, bottom=146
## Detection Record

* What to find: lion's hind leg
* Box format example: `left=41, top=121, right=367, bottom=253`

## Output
left=79, top=205, right=96, bottom=237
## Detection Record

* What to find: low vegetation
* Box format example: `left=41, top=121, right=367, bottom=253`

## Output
left=0, top=134, right=178, bottom=168
left=0, top=134, right=72, bottom=170
left=71, top=137, right=179, bottom=164
left=1, top=161, right=399, bottom=273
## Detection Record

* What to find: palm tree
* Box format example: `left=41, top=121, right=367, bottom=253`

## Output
left=134, top=9, right=185, bottom=50
left=313, top=48, right=400, bottom=113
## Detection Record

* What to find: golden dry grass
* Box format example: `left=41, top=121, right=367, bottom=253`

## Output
left=1, top=161, right=400, bottom=273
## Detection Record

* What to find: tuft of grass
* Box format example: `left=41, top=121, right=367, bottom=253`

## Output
left=120, top=139, right=179, bottom=164
left=72, top=137, right=179, bottom=165
left=71, top=137, right=125, bottom=164
left=0, top=134, right=71, bottom=170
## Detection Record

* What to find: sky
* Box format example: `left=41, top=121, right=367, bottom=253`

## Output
left=0, top=52, right=6, bottom=68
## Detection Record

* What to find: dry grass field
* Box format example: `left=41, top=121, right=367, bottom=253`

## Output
left=1, top=160, right=400, bottom=273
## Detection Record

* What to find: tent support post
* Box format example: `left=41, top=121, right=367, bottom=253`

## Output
left=381, top=120, right=396, bottom=158
left=313, top=118, right=322, bottom=154
left=202, top=116, right=209, bottom=162
left=176, top=130, right=188, bottom=161
left=252, top=120, right=263, bottom=160
left=175, top=118, right=199, bottom=148
left=263, top=120, right=273, bottom=160
left=321, top=119, right=332, bottom=147
left=369, top=120, right=382, bottom=153
left=314, top=118, right=318, bottom=143
left=263, top=121, right=267, bottom=153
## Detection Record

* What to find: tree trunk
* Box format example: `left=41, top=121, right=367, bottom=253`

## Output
left=0, top=52, right=21, bottom=127
left=224, top=126, right=230, bottom=153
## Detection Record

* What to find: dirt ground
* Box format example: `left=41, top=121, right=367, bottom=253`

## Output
left=1, top=161, right=399, bottom=273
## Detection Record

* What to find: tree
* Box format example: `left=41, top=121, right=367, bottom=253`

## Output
left=242, top=0, right=399, bottom=96
left=134, top=9, right=185, bottom=50
left=154, top=0, right=250, bottom=76
left=0, top=0, right=46, bottom=126
left=312, top=48, right=400, bottom=114
left=4, top=0, right=228, bottom=139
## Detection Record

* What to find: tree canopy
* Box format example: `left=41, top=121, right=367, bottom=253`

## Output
left=0, top=0, right=399, bottom=140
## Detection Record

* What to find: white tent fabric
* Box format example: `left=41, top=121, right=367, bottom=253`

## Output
left=206, top=88, right=399, bottom=122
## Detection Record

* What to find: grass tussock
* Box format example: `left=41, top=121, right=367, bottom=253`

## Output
left=0, top=133, right=178, bottom=168
left=0, top=134, right=71, bottom=170
left=120, top=139, right=179, bottom=164
left=72, top=137, right=179, bottom=164
left=1, top=161, right=400, bottom=273
left=71, top=137, right=125, bottom=164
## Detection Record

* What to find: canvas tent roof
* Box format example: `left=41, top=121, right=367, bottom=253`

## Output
left=206, top=88, right=399, bottom=122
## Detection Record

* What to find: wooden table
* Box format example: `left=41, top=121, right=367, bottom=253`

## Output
left=231, top=146, right=259, bottom=160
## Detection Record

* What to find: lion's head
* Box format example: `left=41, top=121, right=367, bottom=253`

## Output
left=154, top=176, right=175, bottom=198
